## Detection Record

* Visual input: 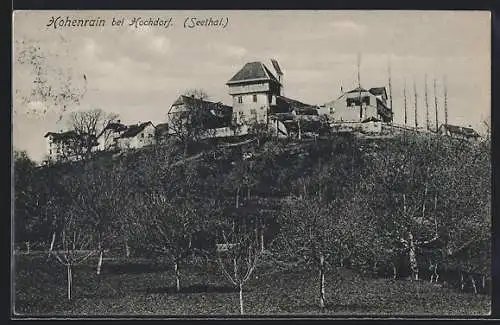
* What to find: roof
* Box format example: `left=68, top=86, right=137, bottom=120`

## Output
left=155, top=122, right=170, bottom=132
left=347, top=87, right=369, bottom=94
left=170, top=96, right=233, bottom=129
left=103, top=122, right=128, bottom=133
left=226, top=61, right=281, bottom=85
left=171, top=96, right=232, bottom=113
left=369, top=87, right=388, bottom=97
left=440, top=124, right=481, bottom=138
left=270, top=96, right=318, bottom=115
left=44, top=130, right=92, bottom=142
left=44, top=130, right=78, bottom=139
left=119, top=122, right=155, bottom=139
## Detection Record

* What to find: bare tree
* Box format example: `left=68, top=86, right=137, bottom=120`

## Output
left=413, top=79, right=418, bottom=130
left=403, top=81, right=408, bottom=127
left=215, top=217, right=262, bottom=314
left=424, top=74, right=430, bottom=131
left=14, top=38, right=87, bottom=120
left=70, top=109, right=119, bottom=158
left=433, top=79, right=439, bottom=132
left=50, top=207, right=97, bottom=301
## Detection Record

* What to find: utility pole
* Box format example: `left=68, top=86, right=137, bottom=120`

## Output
left=443, top=75, right=448, bottom=125
left=388, top=58, right=393, bottom=125
left=357, top=52, right=363, bottom=121
left=424, top=74, right=430, bottom=131
left=403, top=80, right=408, bottom=128
left=433, top=78, right=439, bottom=132
left=413, top=79, right=418, bottom=130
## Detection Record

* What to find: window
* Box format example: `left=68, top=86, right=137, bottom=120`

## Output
left=141, top=133, right=144, bottom=138
left=237, top=96, right=243, bottom=104
left=252, top=94, right=257, bottom=102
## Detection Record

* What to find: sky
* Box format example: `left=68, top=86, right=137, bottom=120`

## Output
left=13, top=10, right=491, bottom=162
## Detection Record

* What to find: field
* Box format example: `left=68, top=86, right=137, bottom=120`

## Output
left=13, top=254, right=490, bottom=317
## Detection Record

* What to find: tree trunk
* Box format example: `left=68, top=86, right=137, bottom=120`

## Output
left=174, top=261, right=180, bottom=292
left=392, top=263, right=397, bottom=280
left=125, top=241, right=131, bottom=258
left=247, top=187, right=251, bottom=200
left=460, top=273, right=465, bottom=291
left=48, top=232, right=56, bottom=258
left=260, top=226, right=265, bottom=253
left=470, top=275, right=477, bottom=294
left=96, top=250, right=103, bottom=275
left=239, top=283, right=244, bottom=314
left=319, top=253, right=326, bottom=309
left=482, top=275, right=486, bottom=289
left=67, top=264, right=72, bottom=301
left=235, top=187, right=240, bottom=209
left=25, top=241, right=30, bottom=254
left=408, top=232, right=419, bottom=281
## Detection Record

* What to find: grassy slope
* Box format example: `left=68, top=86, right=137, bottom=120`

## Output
left=14, top=255, right=490, bottom=316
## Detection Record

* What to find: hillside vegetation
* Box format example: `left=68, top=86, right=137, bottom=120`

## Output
left=14, top=133, right=491, bottom=314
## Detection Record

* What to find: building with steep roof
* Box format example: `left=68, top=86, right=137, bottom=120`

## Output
left=96, top=120, right=128, bottom=151
left=115, top=121, right=156, bottom=150
left=226, top=61, right=283, bottom=125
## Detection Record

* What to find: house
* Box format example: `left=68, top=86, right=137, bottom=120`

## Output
left=226, top=61, right=283, bottom=125
left=44, top=130, right=98, bottom=162
left=115, top=121, right=156, bottom=150
left=270, top=96, right=322, bottom=137
left=154, top=122, right=171, bottom=144
left=226, top=60, right=321, bottom=137
left=96, top=120, right=128, bottom=151
left=438, top=124, right=481, bottom=142
left=167, top=95, right=234, bottom=138
left=323, top=86, right=393, bottom=124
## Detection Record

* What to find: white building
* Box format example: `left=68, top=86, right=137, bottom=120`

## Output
left=96, top=120, right=128, bottom=151
left=115, top=122, right=156, bottom=150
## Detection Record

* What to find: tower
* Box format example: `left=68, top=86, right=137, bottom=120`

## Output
left=226, top=61, right=282, bottom=126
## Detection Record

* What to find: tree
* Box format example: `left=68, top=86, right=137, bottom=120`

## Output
left=277, top=197, right=344, bottom=310
left=50, top=206, right=97, bottom=301
left=70, top=109, right=119, bottom=157
left=14, top=38, right=87, bottom=120
left=13, top=150, right=38, bottom=252
left=215, top=214, right=262, bottom=314
left=168, top=89, right=216, bottom=154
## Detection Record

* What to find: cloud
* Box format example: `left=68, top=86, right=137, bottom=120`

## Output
left=150, top=36, right=171, bottom=54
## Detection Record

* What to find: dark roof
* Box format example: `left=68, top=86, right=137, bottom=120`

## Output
left=347, top=87, right=369, bottom=94
left=170, top=96, right=233, bottom=129
left=44, top=130, right=78, bottom=139
left=103, top=122, right=128, bottom=133
left=226, top=62, right=281, bottom=85
left=440, top=124, right=481, bottom=138
left=155, top=123, right=170, bottom=132
left=119, top=122, right=154, bottom=139
left=171, top=96, right=232, bottom=113
left=44, top=130, right=92, bottom=142
left=369, top=87, right=387, bottom=97
left=270, top=96, right=318, bottom=115
left=271, top=59, right=283, bottom=75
